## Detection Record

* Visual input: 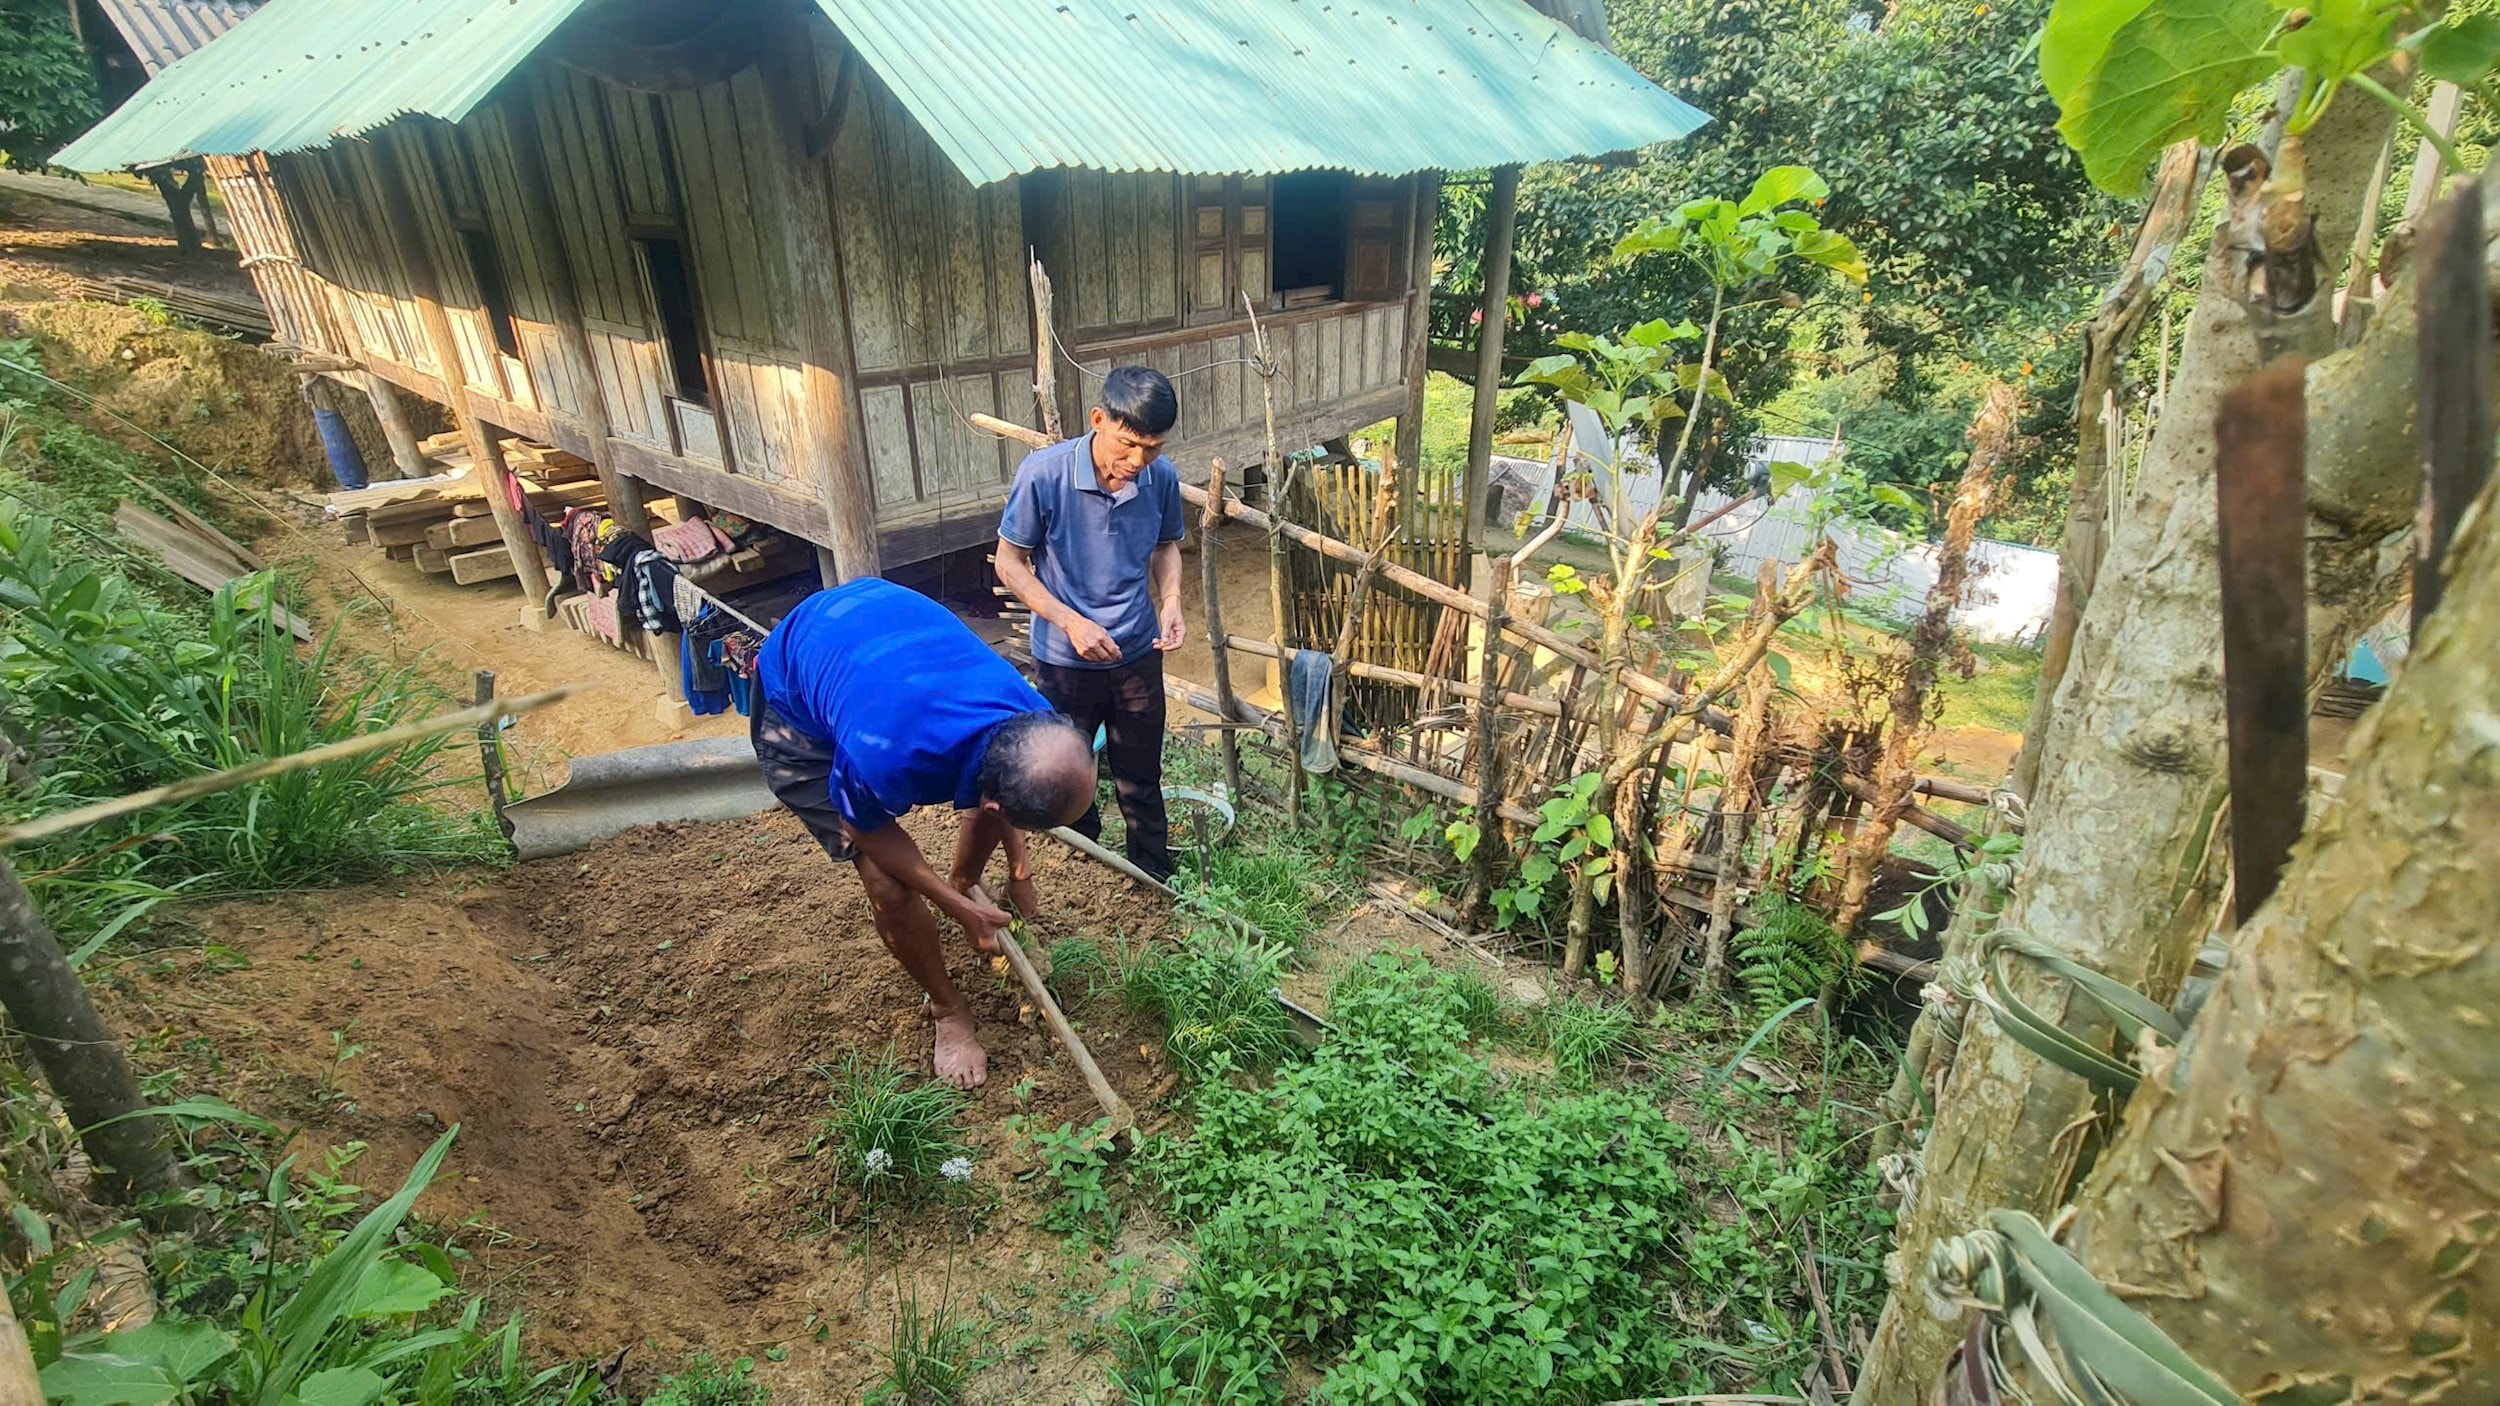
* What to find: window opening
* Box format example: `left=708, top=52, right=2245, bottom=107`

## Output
left=460, top=227, right=522, bottom=359
left=633, top=234, right=711, bottom=409
left=1272, top=171, right=1350, bottom=307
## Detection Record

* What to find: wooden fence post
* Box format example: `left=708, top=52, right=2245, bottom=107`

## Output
left=1459, top=554, right=1515, bottom=922
left=1199, top=458, right=1245, bottom=802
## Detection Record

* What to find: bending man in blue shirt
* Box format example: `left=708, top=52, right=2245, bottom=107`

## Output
left=752, top=578, right=1096, bottom=1089
left=994, top=367, right=1186, bottom=881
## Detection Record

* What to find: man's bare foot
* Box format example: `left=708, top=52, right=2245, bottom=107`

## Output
left=933, top=1011, right=989, bottom=1090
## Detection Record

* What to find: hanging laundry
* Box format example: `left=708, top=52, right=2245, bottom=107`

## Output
left=585, top=591, right=622, bottom=646
left=600, top=530, right=682, bottom=635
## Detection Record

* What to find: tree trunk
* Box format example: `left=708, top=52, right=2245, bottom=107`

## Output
left=1987, top=469, right=2500, bottom=1402
left=144, top=166, right=202, bottom=256
left=1850, top=88, right=2396, bottom=1403
left=0, top=860, right=193, bottom=1224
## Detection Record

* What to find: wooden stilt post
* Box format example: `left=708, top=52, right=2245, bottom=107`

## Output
left=1392, top=173, right=1440, bottom=505
left=369, top=127, right=550, bottom=620
left=359, top=372, right=427, bottom=479
left=1464, top=165, right=1521, bottom=548
left=1200, top=458, right=1245, bottom=802
left=761, top=24, right=880, bottom=585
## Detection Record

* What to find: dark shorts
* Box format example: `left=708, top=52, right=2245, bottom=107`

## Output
left=750, top=697, right=859, bottom=863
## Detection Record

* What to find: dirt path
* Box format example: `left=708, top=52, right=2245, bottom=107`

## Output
left=119, top=806, right=1194, bottom=1403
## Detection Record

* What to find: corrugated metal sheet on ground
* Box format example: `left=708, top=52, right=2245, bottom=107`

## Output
left=94, top=0, right=258, bottom=76
left=811, top=0, right=1710, bottom=185
left=55, top=0, right=597, bottom=171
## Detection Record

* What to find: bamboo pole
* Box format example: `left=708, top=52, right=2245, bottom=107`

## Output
left=1164, top=675, right=1540, bottom=826
left=1221, top=637, right=1563, bottom=717
left=0, top=687, right=576, bottom=848
left=1198, top=458, right=1245, bottom=801
left=1466, top=165, right=1523, bottom=546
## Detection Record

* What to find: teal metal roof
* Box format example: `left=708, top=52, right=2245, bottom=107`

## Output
left=813, top=0, right=1706, bottom=185
left=54, top=0, right=596, bottom=171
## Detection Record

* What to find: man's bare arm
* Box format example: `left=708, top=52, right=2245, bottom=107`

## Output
left=851, top=819, right=1011, bottom=947
left=996, top=537, right=1122, bottom=662
left=1151, top=540, right=1186, bottom=650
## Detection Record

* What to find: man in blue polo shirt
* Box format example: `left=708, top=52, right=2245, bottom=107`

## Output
left=752, top=578, right=1096, bottom=1089
left=995, top=367, right=1187, bottom=880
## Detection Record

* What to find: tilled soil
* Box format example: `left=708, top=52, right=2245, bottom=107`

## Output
left=112, top=806, right=1185, bottom=1403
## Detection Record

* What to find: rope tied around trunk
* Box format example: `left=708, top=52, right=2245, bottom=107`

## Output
left=1948, top=931, right=2187, bottom=1094
left=1928, top=1210, right=2243, bottom=1405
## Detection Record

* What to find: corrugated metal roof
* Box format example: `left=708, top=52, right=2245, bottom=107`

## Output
left=94, top=0, right=259, bottom=76
left=55, top=0, right=597, bottom=172
left=812, top=0, right=1707, bottom=184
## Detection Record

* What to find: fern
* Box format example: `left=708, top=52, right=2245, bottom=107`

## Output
left=1734, top=894, right=1858, bottom=1019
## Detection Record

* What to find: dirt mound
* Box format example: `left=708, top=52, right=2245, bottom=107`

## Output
left=10, top=297, right=332, bottom=491
left=117, top=806, right=1183, bottom=1401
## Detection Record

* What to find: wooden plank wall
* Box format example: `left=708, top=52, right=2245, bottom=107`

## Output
left=203, top=154, right=346, bottom=356
left=528, top=66, right=672, bottom=451
left=1074, top=300, right=1408, bottom=456
left=825, top=65, right=1034, bottom=525
left=658, top=66, right=808, bottom=489
left=269, top=149, right=432, bottom=376
left=459, top=105, right=578, bottom=420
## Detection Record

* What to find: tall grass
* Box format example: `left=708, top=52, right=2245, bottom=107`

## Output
left=0, top=505, right=499, bottom=941
left=1118, top=929, right=1300, bottom=1083
left=809, top=1052, right=971, bottom=1206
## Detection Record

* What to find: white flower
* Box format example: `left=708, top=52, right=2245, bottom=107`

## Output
left=862, top=1147, right=894, bottom=1176
left=940, top=1156, right=976, bottom=1183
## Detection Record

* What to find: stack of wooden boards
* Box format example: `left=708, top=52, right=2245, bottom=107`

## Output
left=326, top=434, right=602, bottom=587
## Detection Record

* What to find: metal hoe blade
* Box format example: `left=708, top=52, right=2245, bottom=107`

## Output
left=2213, top=359, right=2309, bottom=925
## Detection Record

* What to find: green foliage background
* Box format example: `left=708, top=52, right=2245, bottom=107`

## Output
left=0, top=0, right=103, bottom=171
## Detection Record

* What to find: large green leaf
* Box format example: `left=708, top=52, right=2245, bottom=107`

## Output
left=2041, top=0, right=2279, bottom=194
left=254, top=1128, right=458, bottom=1406
left=290, top=1366, right=388, bottom=1406
left=344, top=1259, right=451, bottom=1320
left=1736, top=165, right=1829, bottom=217
left=41, top=1321, right=238, bottom=1406
left=2418, top=10, right=2500, bottom=83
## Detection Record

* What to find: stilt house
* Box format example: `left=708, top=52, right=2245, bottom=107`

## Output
left=60, top=0, right=1705, bottom=590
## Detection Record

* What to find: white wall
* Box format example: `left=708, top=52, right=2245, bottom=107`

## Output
left=1550, top=405, right=2057, bottom=644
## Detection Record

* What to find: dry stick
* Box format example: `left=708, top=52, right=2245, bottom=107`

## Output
left=1832, top=384, right=2014, bottom=940
left=971, top=885, right=1136, bottom=1144
left=0, top=687, right=577, bottom=849
left=1248, top=297, right=1304, bottom=828
left=1198, top=458, right=1246, bottom=802
left=1028, top=253, right=1064, bottom=440
left=1459, top=554, right=1517, bottom=924
left=1698, top=560, right=1783, bottom=995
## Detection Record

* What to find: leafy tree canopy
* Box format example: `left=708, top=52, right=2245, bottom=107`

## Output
left=0, top=0, right=102, bottom=172
left=1440, top=0, right=2123, bottom=530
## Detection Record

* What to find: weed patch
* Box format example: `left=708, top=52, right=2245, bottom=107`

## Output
left=809, top=1053, right=972, bottom=1211
left=1132, top=954, right=1696, bottom=1401
left=1117, top=930, right=1299, bottom=1083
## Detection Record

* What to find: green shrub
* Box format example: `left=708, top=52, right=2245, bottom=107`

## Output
left=0, top=505, right=500, bottom=944
left=1144, top=955, right=1695, bottom=1402
left=1008, top=1114, right=1124, bottom=1242
left=1118, top=931, right=1299, bottom=1083
left=808, top=1053, right=971, bottom=1207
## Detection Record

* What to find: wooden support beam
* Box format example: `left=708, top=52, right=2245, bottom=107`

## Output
left=360, top=372, right=427, bottom=478
left=1394, top=172, right=1441, bottom=495
left=1465, top=165, right=1522, bottom=546
left=369, top=127, right=550, bottom=617
left=761, top=22, right=880, bottom=584
left=1200, top=460, right=1245, bottom=800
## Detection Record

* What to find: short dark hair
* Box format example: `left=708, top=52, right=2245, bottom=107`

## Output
left=977, top=710, right=1093, bottom=829
left=1097, top=366, right=1178, bottom=437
